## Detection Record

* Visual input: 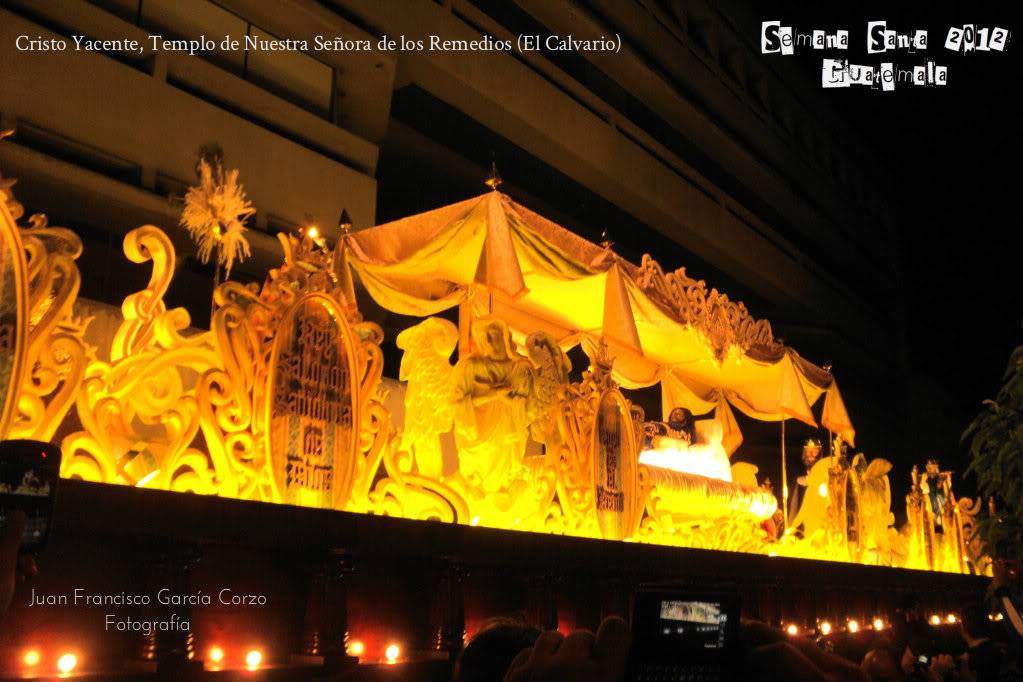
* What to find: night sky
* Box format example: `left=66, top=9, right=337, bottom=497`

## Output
left=731, top=1, right=1023, bottom=477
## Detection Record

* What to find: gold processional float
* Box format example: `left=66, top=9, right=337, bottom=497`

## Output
left=0, top=147, right=986, bottom=574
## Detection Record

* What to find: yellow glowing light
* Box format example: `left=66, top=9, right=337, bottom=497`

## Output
left=990, top=612, right=1003, bottom=622
left=347, top=640, right=365, bottom=656
left=873, top=618, right=884, bottom=631
left=22, top=649, right=41, bottom=666
left=847, top=619, right=859, bottom=633
left=637, top=426, right=732, bottom=482
left=208, top=647, right=225, bottom=664
left=785, top=624, right=798, bottom=636
left=946, top=613, right=957, bottom=624
left=3, top=212, right=985, bottom=579
left=819, top=621, right=832, bottom=636
left=929, top=614, right=941, bottom=626
left=135, top=469, right=161, bottom=487
left=245, top=650, right=262, bottom=668
left=57, top=653, right=77, bottom=674
left=384, top=643, right=400, bottom=664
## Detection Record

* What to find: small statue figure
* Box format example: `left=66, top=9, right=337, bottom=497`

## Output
left=638, top=407, right=731, bottom=481
left=452, top=319, right=532, bottom=492
left=788, top=454, right=837, bottom=538
left=850, top=453, right=895, bottom=562
left=643, top=407, right=696, bottom=450
left=523, top=331, right=571, bottom=454
left=921, top=459, right=953, bottom=531
left=788, top=439, right=823, bottom=522
left=395, top=317, right=459, bottom=478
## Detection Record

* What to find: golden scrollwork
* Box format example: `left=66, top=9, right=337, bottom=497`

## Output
left=633, top=254, right=780, bottom=360
left=636, top=514, right=771, bottom=555
left=1, top=133, right=90, bottom=443
left=0, top=130, right=22, bottom=222
left=59, top=225, right=392, bottom=511
left=0, top=178, right=26, bottom=438
left=958, top=496, right=988, bottom=575
left=61, top=226, right=221, bottom=490
left=7, top=214, right=91, bottom=442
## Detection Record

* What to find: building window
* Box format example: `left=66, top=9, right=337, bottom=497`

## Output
left=128, top=0, right=333, bottom=118
left=138, top=0, right=248, bottom=73
left=245, top=25, right=333, bottom=118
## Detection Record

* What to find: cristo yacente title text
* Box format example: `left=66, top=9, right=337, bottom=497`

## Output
left=14, top=32, right=621, bottom=55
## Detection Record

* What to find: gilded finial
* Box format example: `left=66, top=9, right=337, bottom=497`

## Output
left=599, top=229, right=614, bottom=250
left=592, top=338, right=614, bottom=373
left=484, top=161, right=502, bottom=191
left=338, top=208, right=352, bottom=237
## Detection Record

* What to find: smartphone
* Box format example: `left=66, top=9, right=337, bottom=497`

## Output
left=628, top=587, right=739, bottom=682
left=0, top=440, right=61, bottom=552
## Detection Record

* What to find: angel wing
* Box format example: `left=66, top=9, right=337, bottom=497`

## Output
left=861, top=457, right=895, bottom=532
left=395, top=317, right=459, bottom=478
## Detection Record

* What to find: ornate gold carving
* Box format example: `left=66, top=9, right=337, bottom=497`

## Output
left=0, top=183, right=27, bottom=438
left=636, top=514, right=772, bottom=554
left=556, top=343, right=646, bottom=540
left=0, top=130, right=23, bottom=222
left=62, top=227, right=220, bottom=490
left=958, top=496, right=988, bottom=575
left=633, top=254, right=779, bottom=360
left=8, top=214, right=91, bottom=442
left=268, top=295, right=358, bottom=508
left=0, top=163, right=986, bottom=572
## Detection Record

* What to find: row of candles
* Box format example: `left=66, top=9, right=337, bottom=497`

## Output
left=783, top=611, right=1005, bottom=638
left=17, top=611, right=1009, bottom=674
left=16, top=639, right=403, bottom=675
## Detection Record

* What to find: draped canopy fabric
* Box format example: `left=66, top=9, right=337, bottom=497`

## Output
left=344, top=192, right=855, bottom=452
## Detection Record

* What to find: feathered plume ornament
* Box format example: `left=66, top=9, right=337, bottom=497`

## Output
left=180, top=157, right=255, bottom=278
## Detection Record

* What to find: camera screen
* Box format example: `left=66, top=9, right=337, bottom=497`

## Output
left=0, top=442, right=59, bottom=548
left=657, top=600, right=728, bottom=650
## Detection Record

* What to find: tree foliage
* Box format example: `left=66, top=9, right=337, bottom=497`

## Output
left=963, top=346, right=1023, bottom=560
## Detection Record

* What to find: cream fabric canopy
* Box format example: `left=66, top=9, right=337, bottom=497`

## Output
left=339, top=191, right=854, bottom=454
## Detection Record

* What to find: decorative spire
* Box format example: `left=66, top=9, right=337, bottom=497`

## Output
left=599, top=229, right=614, bottom=251
left=484, top=161, right=502, bottom=191
left=338, top=208, right=353, bottom=237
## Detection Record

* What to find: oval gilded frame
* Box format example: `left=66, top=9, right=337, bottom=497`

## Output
left=265, top=292, right=361, bottom=510
left=591, top=388, right=640, bottom=541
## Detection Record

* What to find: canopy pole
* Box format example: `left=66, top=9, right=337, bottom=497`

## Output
left=458, top=298, right=473, bottom=361
left=781, top=418, right=789, bottom=531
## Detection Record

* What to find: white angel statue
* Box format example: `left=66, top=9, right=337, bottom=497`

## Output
left=395, top=317, right=459, bottom=478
